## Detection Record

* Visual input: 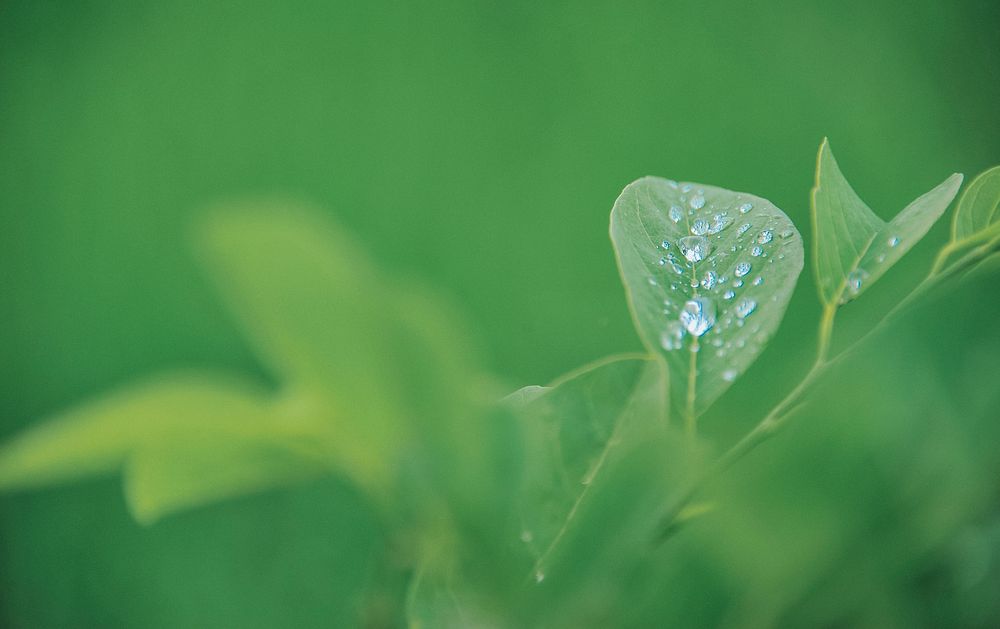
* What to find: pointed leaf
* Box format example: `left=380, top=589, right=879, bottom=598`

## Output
left=611, top=177, right=804, bottom=419
left=811, top=139, right=962, bottom=304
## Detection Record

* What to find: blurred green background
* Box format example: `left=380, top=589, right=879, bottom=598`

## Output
left=2, top=0, right=998, bottom=627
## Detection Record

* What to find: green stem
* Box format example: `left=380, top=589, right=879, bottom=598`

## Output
left=655, top=241, right=993, bottom=542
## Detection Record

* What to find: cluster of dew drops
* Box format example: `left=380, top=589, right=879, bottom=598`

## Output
left=648, top=181, right=796, bottom=381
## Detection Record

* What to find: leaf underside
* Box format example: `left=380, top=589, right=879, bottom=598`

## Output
left=611, top=177, right=804, bottom=419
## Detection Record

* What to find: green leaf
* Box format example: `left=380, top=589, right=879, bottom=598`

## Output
left=512, top=355, right=669, bottom=578
left=123, top=396, right=332, bottom=524
left=811, top=138, right=962, bottom=305
left=0, top=373, right=284, bottom=492
left=611, top=177, right=804, bottom=421
left=950, top=165, right=1000, bottom=246
left=504, top=355, right=705, bottom=626
left=197, top=205, right=407, bottom=493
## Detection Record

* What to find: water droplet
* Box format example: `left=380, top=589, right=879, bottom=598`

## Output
left=658, top=256, right=668, bottom=266
left=780, top=229, right=794, bottom=239
left=669, top=205, right=683, bottom=223
left=737, top=223, right=752, bottom=236
left=520, top=530, right=534, bottom=543
left=735, top=261, right=752, bottom=277
left=739, top=203, right=753, bottom=214
left=752, top=276, right=764, bottom=286
left=845, top=269, right=868, bottom=299
left=722, top=368, right=738, bottom=382
left=647, top=277, right=658, bottom=286
left=691, top=219, right=711, bottom=236
left=679, top=235, right=711, bottom=263
left=751, top=245, right=764, bottom=257
left=733, top=279, right=744, bottom=288
left=666, top=179, right=679, bottom=189
left=757, top=230, right=773, bottom=244
left=888, top=235, right=900, bottom=248
left=535, top=571, right=545, bottom=584
left=681, top=183, right=693, bottom=193
left=679, top=297, right=716, bottom=337
left=723, top=289, right=736, bottom=299
left=690, top=195, right=706, bottom=209
left=660, top=239, right=671, bottom=250
left=660, top=321, right=685, bottom=350
left=709, top=213, right=732, bottom=234
left=736, top=298, right=757, bottom=319
left=701, top=270, right=718, bottom=289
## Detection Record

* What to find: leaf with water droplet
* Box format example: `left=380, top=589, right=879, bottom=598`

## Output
left=611, top=177, right=804, bottom=420
left=811, top=139, right=962, bottom=305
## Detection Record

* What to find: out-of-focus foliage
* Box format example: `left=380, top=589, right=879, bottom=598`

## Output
left=2, top=0, right=1000, bottom=627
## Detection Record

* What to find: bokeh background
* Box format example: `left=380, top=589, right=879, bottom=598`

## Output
left=2, top=1, right=999, bottom=626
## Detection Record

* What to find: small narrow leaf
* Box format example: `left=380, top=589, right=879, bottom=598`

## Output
left=951, top=165, right=1000, bottom=245
left=611, top=177, right=804, bottom=420
left=938, top=165, right=1000, bottom=275
left=811, top=139, right=962, bottom=304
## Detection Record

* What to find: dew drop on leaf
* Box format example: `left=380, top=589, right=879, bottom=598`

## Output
left=660, top=321, right=685, bottom=350
left=701, top=271, right=718, bottom=289
left=680, top=297, right=717, bottom=337
left=736, top=298, right=757, bottom=319
left=735, top=261, right=752, bottom=277
left=843, top=269, right=868, bottom=301
left=679, top=235, right=711, bottom=262
left=739, top=202, right=753, bottom=214
left=691, top=219, right=711, bottom=236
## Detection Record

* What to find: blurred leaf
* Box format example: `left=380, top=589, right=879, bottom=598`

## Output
left=0, top=373, right=293, bottom=491
left=513, top=355, right=668, bottom=571
left=197, top=204, right=407, bottom=493
left=123, top=399, right=332, bottom=524
left=811, top=139, right=962, bottom=304
left=950, top=165, right=1000, bottom=246
left=407, top=355, right=693, bottom=628
left=611, top=177, right=804, bottom=421
left=405, top=555, right=483, bottom=629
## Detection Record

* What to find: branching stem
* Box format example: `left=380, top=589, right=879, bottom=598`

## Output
left=655, top=241, right=992, bottom=542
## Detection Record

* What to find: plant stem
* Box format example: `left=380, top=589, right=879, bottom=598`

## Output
left=655, top=242, right=993, bottom=542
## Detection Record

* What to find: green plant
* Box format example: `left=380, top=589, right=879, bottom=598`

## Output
left=1, top=141, right=998, bottom=627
